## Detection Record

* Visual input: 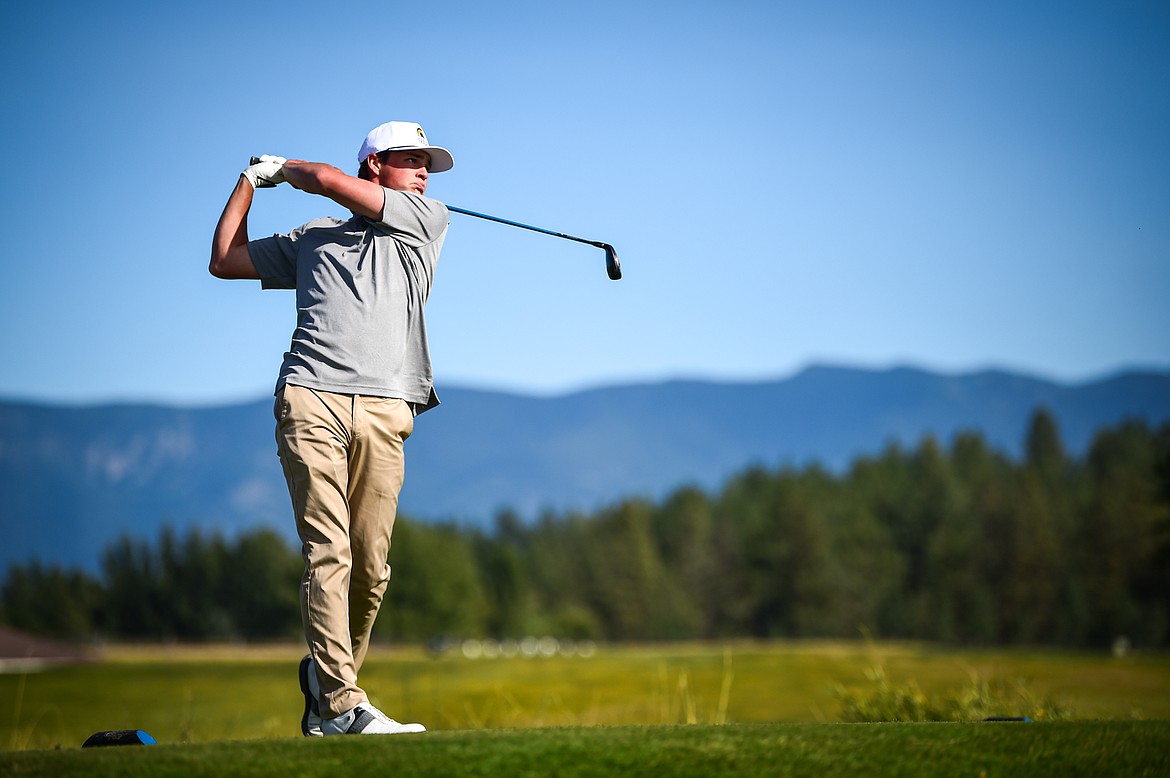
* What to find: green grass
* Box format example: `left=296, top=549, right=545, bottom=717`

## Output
left=3, top=722, right=1169, bottom=777
left=1, top=640, right=1168, bottom=756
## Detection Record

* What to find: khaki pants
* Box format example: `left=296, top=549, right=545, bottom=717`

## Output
left=274, top=385, right=414, bottom=718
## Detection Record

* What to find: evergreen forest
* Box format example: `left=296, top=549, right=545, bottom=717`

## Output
left=3, top=410, right=1167, bottom=649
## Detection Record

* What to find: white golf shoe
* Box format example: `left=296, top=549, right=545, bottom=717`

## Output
left=321, top=702, right=427, bottom=736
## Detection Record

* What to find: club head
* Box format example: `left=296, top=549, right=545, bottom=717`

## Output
left=603, top=245, right=622, bottom=280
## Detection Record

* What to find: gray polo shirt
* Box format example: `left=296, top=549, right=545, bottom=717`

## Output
left=248, top=188, right=448, bottom=412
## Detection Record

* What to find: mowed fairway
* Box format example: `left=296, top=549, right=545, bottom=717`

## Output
left=3, top=640, right=1168, bottom=748
left=4, top=721, right=1170, bottom=778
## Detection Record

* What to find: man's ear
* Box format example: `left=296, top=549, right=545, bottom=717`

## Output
left=363, top=153, right=382, bottom=179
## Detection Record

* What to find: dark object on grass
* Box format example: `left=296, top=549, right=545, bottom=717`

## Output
left=984, top=717, right=1033, bottom=722
left=82, top=729, right=157, bottom=747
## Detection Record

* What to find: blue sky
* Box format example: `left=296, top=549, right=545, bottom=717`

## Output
left=1, top=0, right=1167, bottom=405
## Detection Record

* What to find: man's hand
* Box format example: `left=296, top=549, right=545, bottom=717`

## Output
left=243, top=155, right=288, bottom=189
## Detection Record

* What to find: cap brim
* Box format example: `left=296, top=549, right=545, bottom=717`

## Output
left=423, top=147, right=454, bottom=173
left=379, top=145, right=454, bottom=173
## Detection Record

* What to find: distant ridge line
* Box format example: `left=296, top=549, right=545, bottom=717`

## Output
left=2, top=364, right=1168, bottom=571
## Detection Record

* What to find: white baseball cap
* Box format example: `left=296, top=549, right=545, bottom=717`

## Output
left=357, top=121, right=454, bottom=173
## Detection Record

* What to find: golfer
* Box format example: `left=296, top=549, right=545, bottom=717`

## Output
left=210, top=121, right=454, bottom=736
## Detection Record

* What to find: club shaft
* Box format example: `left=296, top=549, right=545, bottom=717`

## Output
left=248, top=156, right=619, bottom=278
left=447, top=206, right=607, bottom=250
left=248, top=157, right=599, bottom=246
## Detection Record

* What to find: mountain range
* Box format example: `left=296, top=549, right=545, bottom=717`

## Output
left=2, top=364, right=1168, bottom=572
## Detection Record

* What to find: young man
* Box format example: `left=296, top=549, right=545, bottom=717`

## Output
left=210, top=121, right=454, bottom=736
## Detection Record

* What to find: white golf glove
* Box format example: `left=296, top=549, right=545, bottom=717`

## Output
left=243, top=155, right=287, bottom=188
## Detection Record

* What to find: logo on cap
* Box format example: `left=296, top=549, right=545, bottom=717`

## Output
left=417, top=127, right=427, bottom=143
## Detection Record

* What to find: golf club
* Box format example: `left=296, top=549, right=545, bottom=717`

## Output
left=249, top=157, right=622, bottom=280
left=446, top=206, right=621, bottom=281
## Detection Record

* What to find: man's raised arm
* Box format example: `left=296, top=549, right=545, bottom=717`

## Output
left=210, top=156, right=287, bottom=279
left=281, top=161, right=386, bottom=221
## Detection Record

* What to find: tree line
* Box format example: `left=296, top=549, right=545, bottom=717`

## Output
left=3, top=410, right=1167, bottom=648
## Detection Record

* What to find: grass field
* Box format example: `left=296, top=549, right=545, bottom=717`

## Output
left=2, top=639, right=1168, bottom=773
left=2, top=722, right=1169, bottom=777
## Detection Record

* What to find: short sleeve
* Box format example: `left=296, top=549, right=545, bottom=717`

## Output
left=374, top=189, right=449, bottom=247
left=248, top=233, right=298, bottom=290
